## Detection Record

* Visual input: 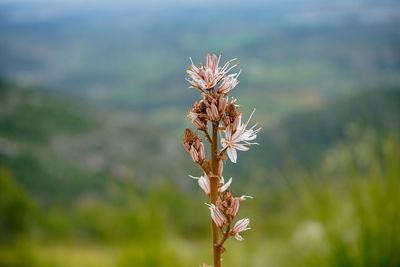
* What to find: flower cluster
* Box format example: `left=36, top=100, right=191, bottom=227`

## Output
left=182, top=53, right=261, bottom=266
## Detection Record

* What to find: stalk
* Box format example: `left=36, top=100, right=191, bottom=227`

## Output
left=210, top=122, right=221, bottom=267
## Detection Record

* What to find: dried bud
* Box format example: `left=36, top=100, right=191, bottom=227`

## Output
left=216, top=191, right=232, bottom=212
left=206, top=100, right=220, bottom=121
left=229, top=198, right=240, bottom=217
left=218, top=96, right=228, bottom=114
left=222, top=115, right=230, bottom=128
left=189, top=101, right=208, bottom=129
left=198, top=142, right=205, bottom=162
left=223, top=103, right=239, bottom=127
left=190, top=146, right=199, bottom=162
left=182, top=129, right=205, bottom=163
left=226, top=103, right=239, bottom=118
left=217, top=190, right=238, bottom=218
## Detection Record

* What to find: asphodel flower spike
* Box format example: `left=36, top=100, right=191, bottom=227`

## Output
left=182, top=53, right=259, bottom=267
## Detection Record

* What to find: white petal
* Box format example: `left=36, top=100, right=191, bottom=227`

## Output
left=198, top=176, right=210, bottom=195
left=227, top=147, right=237, bottom=163
left=233, top=143, right=250, bottom=151
left=235, top=233, right=244, bottom=241
left=219, top=177, right=232, bottom=193
left=188, top=175, right=199, bottom=180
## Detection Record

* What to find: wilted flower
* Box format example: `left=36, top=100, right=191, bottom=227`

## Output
left=188, top=100, right=209, bottom=130
left=205, top=203, right=227, bottom=228
left=182, top=128, right=205, bottom=163
left=220, top=109, right=261, bottom=163
left=231, top=218, right=251, bottom=241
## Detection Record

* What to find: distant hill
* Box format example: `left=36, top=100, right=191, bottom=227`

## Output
left=1, top=79, right=399, bottom=203
left=0, top=80, right=186, bottom=205
left=243, top=88, right=400, bottom=176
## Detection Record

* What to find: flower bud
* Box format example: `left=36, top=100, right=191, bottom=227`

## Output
left=206, top=101, right=219, bottom=121
left=231, top=218, right=250, bottom=241
left=182, top=128, right=205, bottom=164
left=217, top=159, right=223, bottom=177
left=206, top=203, right=227, bottom=228
left=218, top=96, right=228, bottom=114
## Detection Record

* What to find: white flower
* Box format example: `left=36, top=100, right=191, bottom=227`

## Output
left=205, top=203, right=227, bottom=228
left=221, top=109, right=261, bottom=163
left=231, top=218, right=251, bottom=241
left=189, top=175, right=210, bottom=196
left=186, top=53, right=239, bottom=91
left=189, top=175, right=232, bottom=196
left=218, top=177, right=232, bottom=194
left=217, top=70, right=241, bottom=94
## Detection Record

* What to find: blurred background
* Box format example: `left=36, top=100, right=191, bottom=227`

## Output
left=1, top=0, right=400, bottom=266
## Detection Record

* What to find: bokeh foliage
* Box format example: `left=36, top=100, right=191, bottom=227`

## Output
left=0, top=81, right=399, bottom=266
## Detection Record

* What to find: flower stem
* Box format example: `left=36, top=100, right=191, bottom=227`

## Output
left=210, top=123, right=221, bottom=267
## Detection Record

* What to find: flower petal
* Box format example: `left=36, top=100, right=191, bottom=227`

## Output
left=233, top=143, right=250, bottom=151
left=219, top=177, right=232, bottom=193
left=227, top=147, right=237, bottom=163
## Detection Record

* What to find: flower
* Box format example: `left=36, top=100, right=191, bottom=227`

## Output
left=217, top=70, right=241, bottom=94
left=186, top=53, right=239, bottom=91
left=218, top=176, right=232, bottom=194
left=205, top=203, right=227, bottom=228
left=220, top=109, right=261, bottom=163
left=189, top=174, right=210, bottom=196
left=231, top=218, right=251, bottom=241
left=189, top=174, right=231, bottom=196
